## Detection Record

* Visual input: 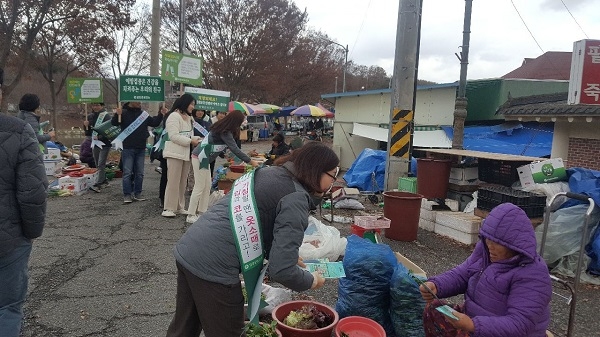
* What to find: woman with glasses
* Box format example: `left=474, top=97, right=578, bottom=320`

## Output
left=166, top=141, right=339, bottom=337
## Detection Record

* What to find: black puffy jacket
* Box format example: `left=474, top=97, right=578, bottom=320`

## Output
left=0, top=114, right=48, bottom=257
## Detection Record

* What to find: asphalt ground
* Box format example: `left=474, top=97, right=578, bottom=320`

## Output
left=22, top=139, right=599, bottom=337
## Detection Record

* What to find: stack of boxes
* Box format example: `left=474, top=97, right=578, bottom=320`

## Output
left=419, top=199, right=482, bottom=245
left=43, top=148, right=62, bottom=176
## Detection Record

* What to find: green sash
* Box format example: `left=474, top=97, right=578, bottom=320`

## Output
left=229, top=169, right=267, bottom=324
left=197, top=134, right=227, bottom=169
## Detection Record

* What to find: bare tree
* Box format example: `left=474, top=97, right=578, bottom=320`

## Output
left=161, top=0, right=342, bottom=104
left=98, top=2, right=152, bottom=99
left=0, top=0, right=135, bottom=112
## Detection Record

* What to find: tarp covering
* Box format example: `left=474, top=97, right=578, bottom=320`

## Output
left=441, top=122, right=553, bottom=157
left=343, top=148, right=386, bottom=192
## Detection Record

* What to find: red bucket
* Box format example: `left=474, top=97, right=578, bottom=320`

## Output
left=335, top=316, right=386, bottom=337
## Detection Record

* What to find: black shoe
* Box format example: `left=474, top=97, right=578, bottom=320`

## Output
left=89, top=185, right=101, bottom=193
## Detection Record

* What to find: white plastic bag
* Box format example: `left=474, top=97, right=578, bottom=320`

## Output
left=242, top=282, right=292, bottom=318
left=208, top=190, right=226, bottom=207
left=299, top=216, right=347, bottom=261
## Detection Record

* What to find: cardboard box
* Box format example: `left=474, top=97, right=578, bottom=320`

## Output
left=332, top=187, right=360, bottom=202
left=240, top=129, right=248, bottom=141
left=225, top=170, right=244, bottom=180
left=83, top=171, right=99, bottom=186
left=44, top=161, right=62, bottom=176
left=517, top=158, right=567, bottom=187
left=43, top=148, right=61, bottom=161
left=395, top=252, right=426, bottom=278
left=449, top=167, right=478, bottom=185
left=58, top=176, right=88, bottom=194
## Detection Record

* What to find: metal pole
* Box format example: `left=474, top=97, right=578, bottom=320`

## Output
left=384, top=0, right=422, bottom=191
left=149, top=0, right=160, bottom=113
left=451, top=0, right=473, bottom=149
left=179, top=0, right=186, bottom=54
left=343, top=44, right=348, bottom=92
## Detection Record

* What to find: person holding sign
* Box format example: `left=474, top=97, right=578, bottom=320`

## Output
left=161, top=94, right=201, bottom=218
left=419, top=203, right=552, bottom=337
left=166, top=142, right=336, bottom=337
left=111, top=102, right=167, bottom=204
left=184, top=110, right=258, bottom=223
left=83, top=102, right=112, bottom=191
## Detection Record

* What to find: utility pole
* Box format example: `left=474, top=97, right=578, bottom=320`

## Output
left=451, top=0, right=473, bottom=149
left=384, top=0, right=423, bottom=191
left=150, top=0, right=160, bottom=113
left=320, top=37, right=348, bottom=92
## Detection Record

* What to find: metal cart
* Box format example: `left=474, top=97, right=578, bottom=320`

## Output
left=538, top=192, right=596, bottom=337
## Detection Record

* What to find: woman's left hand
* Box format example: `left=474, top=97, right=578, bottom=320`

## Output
left=446, top=311, right=475, bottom=333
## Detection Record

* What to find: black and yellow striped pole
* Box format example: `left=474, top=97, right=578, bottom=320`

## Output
left=384, top=0, right=422, bottom=191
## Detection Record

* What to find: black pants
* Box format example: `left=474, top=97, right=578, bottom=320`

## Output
left=165, top=262, right=245, bottom=337
left=159, top=158, right=168, bottom=204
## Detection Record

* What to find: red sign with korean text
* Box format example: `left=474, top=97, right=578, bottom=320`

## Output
left=580, top=40, right=600, bottom=105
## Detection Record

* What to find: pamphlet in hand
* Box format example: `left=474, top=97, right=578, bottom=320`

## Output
left=304, top=261, right=346, bottom=279
left=436, top=304, right=459, bottom=320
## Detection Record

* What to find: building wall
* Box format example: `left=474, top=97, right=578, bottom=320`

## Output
left=466, top=79, right=569, bottom=121
left=552, top=120, right=600, bottom=170
left=330, top=86, right=457, bottom=169
left=568, top=138, right=600, bottom=170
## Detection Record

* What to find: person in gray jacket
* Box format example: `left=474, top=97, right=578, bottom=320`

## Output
left=166, top=142, right=339, bottom=337
left=16, top=93, right=55, bottom=145
left=0, top=113, right=48, bottom=336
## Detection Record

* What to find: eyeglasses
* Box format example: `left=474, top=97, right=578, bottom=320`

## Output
left=324, top=167, right=339, bottom=180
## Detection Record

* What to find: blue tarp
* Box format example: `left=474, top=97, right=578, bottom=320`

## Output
left=441, top=122, right=553, bottom=158
left=343, top=148, right=386, bottom=192
left=343, top=150, right=417, bottom=191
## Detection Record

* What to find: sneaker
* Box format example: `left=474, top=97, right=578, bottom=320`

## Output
left=155, top=166, right=162, bottom=174
left=89, top=185, right=101, bottom=193
left=100, top=180, right=110, bottom=187
left=132, top=194, right=146, bottom=201
left=186, top=214, right=199, bottom=224
left=162, top=210, right=176, bottom=218
left=176, top=209, right=188, bottom=215
left=123, top=195, right=133, bottom=204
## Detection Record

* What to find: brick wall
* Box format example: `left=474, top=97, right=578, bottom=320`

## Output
left=568, top=137, right=600, bottom=170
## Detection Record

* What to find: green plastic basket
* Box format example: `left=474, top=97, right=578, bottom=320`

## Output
left=398, top=177, right=417, bottom=193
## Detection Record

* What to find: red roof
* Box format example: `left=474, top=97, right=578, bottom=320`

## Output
left=501, top=52, right=572, bottom=80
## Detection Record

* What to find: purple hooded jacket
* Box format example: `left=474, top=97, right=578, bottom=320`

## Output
left=430, top=203, right=552, bottom=337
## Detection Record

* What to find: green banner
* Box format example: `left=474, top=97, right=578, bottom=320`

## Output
left=67, top=78, right=103, bottom=103
left=185, top=87, right=230, bottom=112
left=119, top=75, right=165, bottom=102
left=161, top=50, right=203, bottom=86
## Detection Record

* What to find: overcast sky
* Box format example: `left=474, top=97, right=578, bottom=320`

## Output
left=294, top=0, right=600, bottom=83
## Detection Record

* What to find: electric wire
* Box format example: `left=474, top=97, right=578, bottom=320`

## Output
left=559, top=0, right=589, bottom=38
left=510, top=0, right=545, bottom=53
left=348, top=0, right=372, bottom=60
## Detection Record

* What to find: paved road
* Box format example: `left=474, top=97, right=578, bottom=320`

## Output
left=22, top=139, right=598, bottom=336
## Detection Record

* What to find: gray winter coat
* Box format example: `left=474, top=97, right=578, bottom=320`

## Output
left=174, top=162, right=316, bottom=291
left=17, top=109, right=51, bottom=144
left=0, top=114, right=48, bottom=257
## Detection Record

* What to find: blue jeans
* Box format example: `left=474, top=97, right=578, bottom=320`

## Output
left=121, top=148, right=146, bottom=196
left=0, top=242, right=32, bottom=337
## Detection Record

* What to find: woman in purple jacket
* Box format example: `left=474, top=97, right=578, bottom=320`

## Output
left=419, top=203, right=552, bottom=337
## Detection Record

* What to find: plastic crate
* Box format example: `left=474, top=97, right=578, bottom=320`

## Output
left=398, top=177, right=417, bottom=193
left=354, top=215, right=391, bottom=229
left=476, top=186, right=546, bottom=218
left=478, top=159, right=529, bottom=186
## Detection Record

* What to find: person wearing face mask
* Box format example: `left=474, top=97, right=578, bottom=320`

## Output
left=161, top=94, right=201, bottom=218
left=166, top=141, right=338, bottom=337
left=419, top=202, right=552, bottom=337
